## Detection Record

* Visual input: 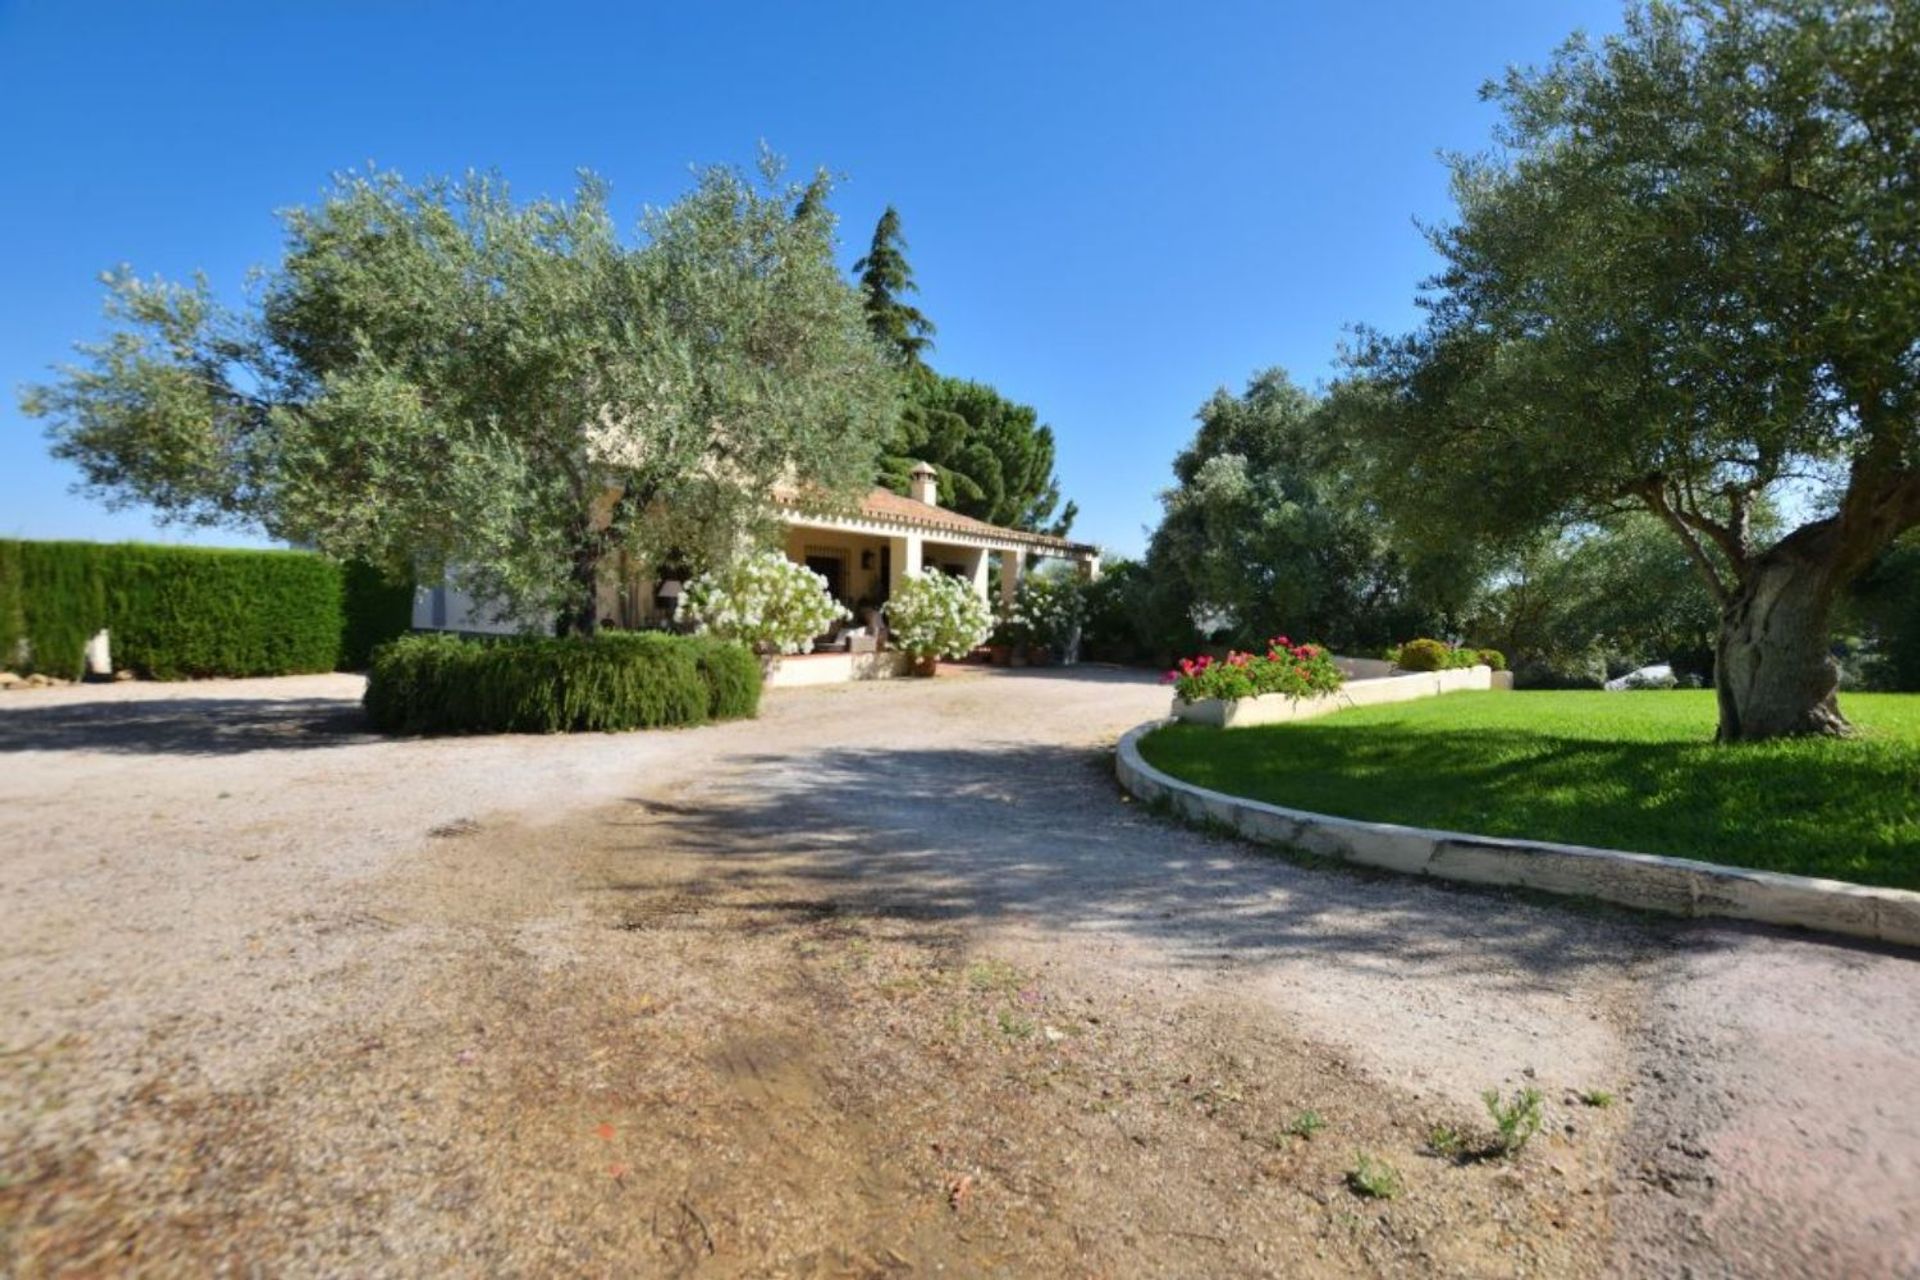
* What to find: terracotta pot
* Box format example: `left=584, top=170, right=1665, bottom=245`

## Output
left=988, top=645, right=1011, bottom=667
left=911, top=654, right=939, bottom=678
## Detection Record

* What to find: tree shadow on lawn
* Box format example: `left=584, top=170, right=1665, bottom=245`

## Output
left=1147, top=722, right=1919, bottom=888
left=0, top=696, right=372, bottom=756
left=598, top=739, right=1675, bottom=989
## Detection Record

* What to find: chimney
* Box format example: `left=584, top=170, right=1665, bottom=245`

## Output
left=909, top=461, right=939, bottom=507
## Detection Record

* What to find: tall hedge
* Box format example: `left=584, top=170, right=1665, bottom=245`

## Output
left=0, top=540, right=412, bottom=679
left=339, top=560, right=417, bottom=670
left=363, top=632, right=763, bottom=735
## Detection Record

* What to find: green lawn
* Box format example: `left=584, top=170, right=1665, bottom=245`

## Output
left=1138, top=691, right=1920, bottom=890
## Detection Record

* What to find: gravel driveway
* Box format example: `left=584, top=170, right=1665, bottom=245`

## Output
left=1, top=668, right=1915, bottom=1276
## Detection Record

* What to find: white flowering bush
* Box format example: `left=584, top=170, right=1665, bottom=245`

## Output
left=1012, top=573, right=1087, bottom=657
left=885, top=570, right=993, bottom=660
left=682, top=551, right=849, bottom=655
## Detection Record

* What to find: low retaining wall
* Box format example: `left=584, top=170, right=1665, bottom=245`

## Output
left=764, top=650, right=912, bottom=689
left=1174, top=664, right=1496, bottom=728
left=1116, top=720, right=1920, bottom=948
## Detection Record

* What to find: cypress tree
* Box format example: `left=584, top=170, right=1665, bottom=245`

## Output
left=854, top=206, right=936, bottom=367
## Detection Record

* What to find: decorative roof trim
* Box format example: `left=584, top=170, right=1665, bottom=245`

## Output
left=773, top=488, right=1096, bottom=558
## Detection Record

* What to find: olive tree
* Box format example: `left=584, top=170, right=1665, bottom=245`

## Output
left=1343, top=0, right=1920, bottom=739
left=24, top=155, right=895, bottom=634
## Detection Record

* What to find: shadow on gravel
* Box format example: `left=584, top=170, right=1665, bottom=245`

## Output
left=0, top=697, right=372, bottom=755
left=608, top=739, right=1658, bottom=986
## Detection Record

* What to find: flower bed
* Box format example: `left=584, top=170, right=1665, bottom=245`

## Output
left=1165, top=636, right=1502, bottom=729
left=1165, top=637, right=1345, bottom=703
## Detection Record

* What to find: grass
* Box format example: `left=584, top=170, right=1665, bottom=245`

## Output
left=1137, top=691, right=1920, bottom=890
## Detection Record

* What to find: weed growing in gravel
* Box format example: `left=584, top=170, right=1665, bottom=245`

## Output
left=1283, top=1110, right=1326, bottom=1141
left=1483, top=1087, right=1545, bottom=1157
left=1578, top=1088, right=1615, bottom=1108
left=1426, top=1124, right=1465, bottom=1157
left=1347, top=1153, right=1403, bottom=1200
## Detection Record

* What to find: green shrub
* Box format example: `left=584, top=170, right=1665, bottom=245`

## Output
left=363, top=631, right=760, bottom=735
left=107, top=545, right=344, bottom=678
left=1474, top=648, right=1508, bottom=671
left=339, top=560, right=415, bottom=670
left=685, top=634, right=763, bottom=720
left=0, top=540, right=343, bottom=679
left=1394, top=638, right=1453, bottom=672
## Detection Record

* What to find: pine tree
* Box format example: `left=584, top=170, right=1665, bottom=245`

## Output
left=854, top=206, right=936, bottom=367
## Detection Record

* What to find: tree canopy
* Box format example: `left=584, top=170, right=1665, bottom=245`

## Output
left=883, top=374, right=1076, bottom=534
left=25, top=157, right=896, bottom=634
left=1145, top=368, right=1466, bottom=652
left=1338, top=0, right=1920, bottom=739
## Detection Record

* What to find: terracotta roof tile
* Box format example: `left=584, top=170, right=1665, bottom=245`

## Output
left=776, top=486, right=1093, bottom=554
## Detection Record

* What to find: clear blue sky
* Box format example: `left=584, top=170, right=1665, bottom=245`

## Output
left=0, top=0, right=1622, bottom=558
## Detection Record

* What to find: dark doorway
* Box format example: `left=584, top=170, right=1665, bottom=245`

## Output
left=806, top=554, right=846, bottom=604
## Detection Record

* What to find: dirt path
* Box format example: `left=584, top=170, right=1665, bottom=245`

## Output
left=1, top=669, right=1915, bottom=1275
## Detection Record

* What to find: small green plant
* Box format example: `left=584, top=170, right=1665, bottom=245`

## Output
left=996, top=1009, right=1035, bottom=1040
left=1578, top=1088, right=1615, bottom=1109
left=1425, top=1123, right=1465, bottom=1157
left=1282, top=1110, right=1325, bottom=1141
left=964, top=958, right=1021, bottom=992
left=1483, top=1087, right=1545, bottom=1156
left=1346, top=1153, right=1402, bottom=1200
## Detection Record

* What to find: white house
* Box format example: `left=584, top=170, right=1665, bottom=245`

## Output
left=414, top=463, right=1099, bottom=663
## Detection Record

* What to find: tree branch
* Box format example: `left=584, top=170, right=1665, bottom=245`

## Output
left=1640, top=480, right=1731, bottom=607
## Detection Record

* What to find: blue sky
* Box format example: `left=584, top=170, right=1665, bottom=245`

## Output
left=0, top=0, right=1622, bottom=558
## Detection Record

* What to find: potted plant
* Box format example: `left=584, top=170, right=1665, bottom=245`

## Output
left=883, top=571, right=994, bottom=676
left=681, top=551, right=849, bottom=671
left=1013, top=573, right=1088, bottom=667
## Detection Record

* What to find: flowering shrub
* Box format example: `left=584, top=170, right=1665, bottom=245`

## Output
left=1010, top=573, right=1088, bottom=657
left=885, top=570, right=994, bottom=659
left=1164, top=636, right=1345, bottom=704
left=682, top=551, right=849, bottom=655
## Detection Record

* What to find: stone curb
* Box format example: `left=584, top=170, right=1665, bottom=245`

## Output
left=1116, top=718, right=1920, bottom=949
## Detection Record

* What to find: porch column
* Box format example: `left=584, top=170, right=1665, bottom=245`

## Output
left=998, top=548, right=1022, bottom=609
left=1078, top=552, right=1101, bottom=584
left=967, top=546, right=991, bottom=602
left=888, top=533, right=923, bottom=597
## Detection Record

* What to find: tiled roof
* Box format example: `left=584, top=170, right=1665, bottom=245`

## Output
left=778, top=486, right=1094, bottom=554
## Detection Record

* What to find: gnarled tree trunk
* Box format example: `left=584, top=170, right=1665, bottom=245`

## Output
left=563, top=543, right=603, bottom=637
left=1715, top=522, right=1848, bottom=742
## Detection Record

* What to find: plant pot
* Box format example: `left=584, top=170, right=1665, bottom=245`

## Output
left=911, top=654, right=940, bottom=678
left=1009, top=646, right=1030, bottom=668
left=988, top=644, right=1011, bottom=666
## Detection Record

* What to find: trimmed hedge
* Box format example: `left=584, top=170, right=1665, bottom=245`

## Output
left=363, top=631, right=763, bottom=735
left=0, top=540, right=412, bottom=679
left=339, top=560, right=417, bottom=670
